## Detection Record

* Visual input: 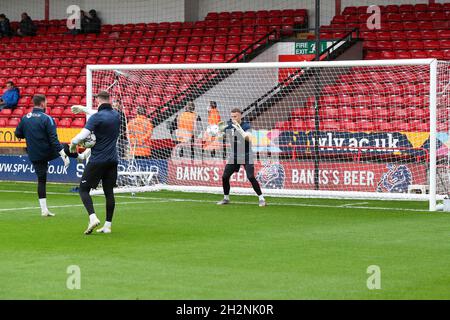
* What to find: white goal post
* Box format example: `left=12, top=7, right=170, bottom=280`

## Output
left=86, top=59, right=450, bottom=211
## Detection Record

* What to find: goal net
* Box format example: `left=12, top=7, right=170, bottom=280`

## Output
left=87, top=59, right=447, bottom=211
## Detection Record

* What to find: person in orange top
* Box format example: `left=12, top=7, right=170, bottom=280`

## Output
left=208, top=101, right=221, bottom=125
left=176, top=101, right=199, bottom=143
left=128, top=106, right=153, bottom=158
left=204, top=101, right=222, bottom=157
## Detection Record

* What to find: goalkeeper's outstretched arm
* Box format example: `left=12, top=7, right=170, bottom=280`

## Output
left=70, top=128, right=92, bottom=153
left=71, top=105, right=97, bottom=116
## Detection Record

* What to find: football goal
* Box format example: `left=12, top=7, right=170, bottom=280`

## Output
left=86, top=59, right=449, bottom=211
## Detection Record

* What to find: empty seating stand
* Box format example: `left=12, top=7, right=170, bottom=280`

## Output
left=280, top=67, right=432, bottom=134
left=0, top=9, right=307, bottom=128
left=321, top=3, right=450, bottom=60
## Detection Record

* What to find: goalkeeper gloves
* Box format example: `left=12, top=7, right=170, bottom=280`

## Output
left=218, top=121, right=227, bottom=133
left=59, top=149, right=70, bottom=169
left=232, top=121, right=245, bottom=135
left=69, top=142, right=77, bottom=154
left=232, top=121, right=251, bottom=140
left=71, top=105, right=88, bottom=115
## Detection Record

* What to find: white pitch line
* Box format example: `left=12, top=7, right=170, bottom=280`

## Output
left=338, top=202, right=369, bottom=208
left=112, top=196, right=429, bottom=212
left=0, top=200, right=173, bottom=214
left=0, top=190, right=431, bottom=213
left=0, top=189, right=78, bottom=196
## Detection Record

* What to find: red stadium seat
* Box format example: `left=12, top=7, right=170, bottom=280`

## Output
left=58, top=118, right=72, bottom=127
left=411, top=50, right=429, bottom=59
left=47, top=86, right=60, bottom=95
left=122, top=56, right=135, bottom=64
left=159, top=55, right=172, bottom=63
left=18, top=96, right=31, bottom=107
left=68, top=96, right=82, bottom=106
left=23, top=87, right=36, bottom=96
left=146, top=56, right=159, bottom=64
left=202, top=37, right=215, bottom=45
left=97, top=57, right=109, bottom=64
left=12, top=107, right=26, bottom=118
left=211, top=54, right=225, bottom=62
left=423, top=40, right=440, bottom=50
left=149, top=47, right=162, bottom=55
left=185, top=55, right=198, bottom=63
left=72, top=86, right=86, bottom=96
left=7, top=118, right=20, bottom=127
left=427, top=50, right=444, bottom=59
left=55, top=96, right=69, bottom=106
left=133, top=56, right=147, bottom=64
left=189, top=37, right=202, bottom=45
left=408, top=40, right=424, bottom=50
left=172, top=55, right=186, bottom=64
left=161, top=46, right=174, bottom=54
left=174, top=46, right=187, bottom=54
left=200, top=45, right=213, bottom=52
left=109, top=57, right=122, bottom=64
left=441, top=40, right=450, bottom=49
left=395, top=51, right=412, bottom=59
left=50, top=107, right=64, bottom=117
left=0, top=109, right=12, bottom=118
left=198, top=54, right=211, bottom=63
left=71, top=118, right=85, bottom=128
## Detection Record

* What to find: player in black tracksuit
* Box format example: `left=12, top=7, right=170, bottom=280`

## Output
left=70, top=91, right=120, bottom=235
left=14, top=94, right=83, bottom=216
left=217, top=108, right=266, bottom=207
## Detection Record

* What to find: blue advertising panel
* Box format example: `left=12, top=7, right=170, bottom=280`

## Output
left=0, top=155, right=168, bottom=184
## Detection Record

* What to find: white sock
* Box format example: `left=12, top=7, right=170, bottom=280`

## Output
left=89, top=213, right=98, bottom=223
left=39, top=198, right=48, bottom=212
left=224, top=195, right=230, bottom=201
left=104, top=221, right=112, bottom=228
left=259, top=195, right=265, bottom=201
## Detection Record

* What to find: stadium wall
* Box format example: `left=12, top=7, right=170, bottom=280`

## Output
left=341, top=0, right=428, bottom=8
left=82, top=0, right=185, bottom=23
left=0, top=0, right=439, bottom=25
left=0, top=0, right=185, bottom=23
left=0, top=0, right=46, bottom=21
left=197, top=0, right=336, bottom=27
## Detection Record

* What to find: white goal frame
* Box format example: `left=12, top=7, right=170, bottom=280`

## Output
left=87, top=59, right=440, bottom=211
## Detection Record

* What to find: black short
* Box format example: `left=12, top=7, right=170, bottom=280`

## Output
left=80, top=161, right=118, bottom=189
left=223, top=163, right=255, bottom=179
left=32, top=161, right=48, bottom=180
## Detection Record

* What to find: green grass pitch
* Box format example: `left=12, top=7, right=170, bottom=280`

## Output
left=0, top=181, right=449, bottom=300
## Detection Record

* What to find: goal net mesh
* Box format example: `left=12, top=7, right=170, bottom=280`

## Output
left=89, top=61, right=444, bottom=201
left=437, top=61, right=450, bottom=196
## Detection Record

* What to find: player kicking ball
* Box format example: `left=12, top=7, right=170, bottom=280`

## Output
left=70, top=91, right=120, bottom=235
left=217, top=108, right=266, bottom=207
left=14, top=94, right=90, bottom=217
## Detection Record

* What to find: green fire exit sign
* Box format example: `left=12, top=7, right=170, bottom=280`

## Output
left=295, top=41, right=332, bottom=55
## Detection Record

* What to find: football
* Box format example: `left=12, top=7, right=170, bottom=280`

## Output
left=206, top=124, right=219, bottom=137
left=79, top=133, right=96, bottom=148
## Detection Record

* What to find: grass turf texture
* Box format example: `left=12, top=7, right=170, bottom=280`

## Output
left=0, top=181, right=449, bottom=299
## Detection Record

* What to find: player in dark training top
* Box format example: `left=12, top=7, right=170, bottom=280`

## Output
left=15, top=94, right=89, bottom=217
left=217, top=108, right=266, bottom=207
left=70, top=91, right=120, bottom=234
